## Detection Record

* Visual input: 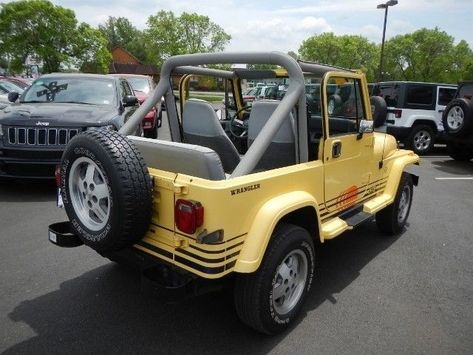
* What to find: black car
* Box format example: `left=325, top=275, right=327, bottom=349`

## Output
left=0, top=73, right=140, bottom=179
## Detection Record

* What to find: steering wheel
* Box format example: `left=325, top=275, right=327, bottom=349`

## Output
left=229, top=106, right=251, bottom=139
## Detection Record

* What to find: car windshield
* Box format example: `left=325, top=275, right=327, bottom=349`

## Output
left=0, top=80, right=25, bottom=94
left=126, top=77, right=151, bottom=94
left=22, top=77, right=116, bottom=105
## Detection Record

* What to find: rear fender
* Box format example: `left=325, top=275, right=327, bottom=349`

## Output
left=233, top=191, right=320, bottom=273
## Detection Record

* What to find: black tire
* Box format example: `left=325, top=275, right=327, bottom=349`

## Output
left=442, top=98, right=473, bottom=137
left=405, top=124, right=435, bottom=155
left=60, top=129, right=153, bottom=252
left=446, top=142, right=473, bottom=161
left=376, top=173, right=413, bottom=235
left=370, top=96, right=387, bottom=128
left=234, top=223, right=315, bottom=334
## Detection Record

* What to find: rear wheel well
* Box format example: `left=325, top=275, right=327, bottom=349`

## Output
left=278, top=206, right=320, bottom=245
left=413, top=120, right=438, bottom=133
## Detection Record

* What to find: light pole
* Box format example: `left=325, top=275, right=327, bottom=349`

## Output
left=377, top=0, right=398, bottom=82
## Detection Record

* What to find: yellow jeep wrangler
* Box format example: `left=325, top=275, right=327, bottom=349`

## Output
left=49, top=52, right=419, bottom=334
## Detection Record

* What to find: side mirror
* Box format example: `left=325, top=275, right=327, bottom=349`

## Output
left=370, top=96, right=387, bottom=128
left=8, top=92, right=19, bottom=103
left=123, top=95, right=138, bottom=107
left=359, top=119, right=374, bottom=134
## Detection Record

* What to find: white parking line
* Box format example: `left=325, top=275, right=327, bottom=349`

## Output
left=435, top=177, right=473, bottom=180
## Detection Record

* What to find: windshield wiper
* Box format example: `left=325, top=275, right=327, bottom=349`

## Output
left=58, top=101, right=96, bottom=105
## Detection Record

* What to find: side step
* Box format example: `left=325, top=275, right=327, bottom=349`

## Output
left=339, top=205, right=374, bottom=227
left=343, top=211, right=373, bottom=227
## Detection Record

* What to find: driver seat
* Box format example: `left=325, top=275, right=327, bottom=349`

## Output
left=182, top=99, right=240, bottom=173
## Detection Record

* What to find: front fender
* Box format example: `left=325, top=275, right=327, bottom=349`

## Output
left=233, top=191, right=320, bottom=273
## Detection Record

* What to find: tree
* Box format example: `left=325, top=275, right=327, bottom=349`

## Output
left=383, top=27, right=473, bottom=83
left=145, top=11, right=231, bottom=65
left=0, top=0, right=110, bottom=73
left=98, top=16, right=147, bottom=62
left=75, top=23, right=112, bottom=74
left=298, top=32, right=379, bottom=81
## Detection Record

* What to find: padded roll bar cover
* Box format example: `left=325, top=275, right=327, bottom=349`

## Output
left=128, top=136, right=226, bottom=181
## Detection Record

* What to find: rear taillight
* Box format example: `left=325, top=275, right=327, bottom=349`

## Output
left=393, top=109, right=402, bottom=118
left=55, top=165, right=61, bottom=187
left=175, top=199, right=204, bottom=234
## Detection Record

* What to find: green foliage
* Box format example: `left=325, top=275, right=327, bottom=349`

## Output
left=98, top=16, right=147, bottom=62
left=76, top=23, right=112, bottom=74
left=383, top=27, right=463, bottom=82
left=299, top=32, right=379, bottom=81
left=298, top=29, right=473, bottom=84
left=0, top=0, right=110, bottom=74
left=144, top=11, right=231, bottom=65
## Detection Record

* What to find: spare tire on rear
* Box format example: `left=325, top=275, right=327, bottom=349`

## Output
left=370, top=96, right=387, bottom=128
left=60, top=129, right=153, bottom=252
left=442, top=98, right=473, bottom=137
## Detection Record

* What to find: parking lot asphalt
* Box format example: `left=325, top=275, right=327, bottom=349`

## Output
left=1, top=126, right=472, bottom=353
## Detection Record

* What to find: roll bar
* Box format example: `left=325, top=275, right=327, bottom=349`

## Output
left=119, top=52, right=307, bottom=177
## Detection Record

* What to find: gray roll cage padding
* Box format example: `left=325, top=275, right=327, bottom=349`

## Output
left=127, top=136, right=226, bottom=181
left=119, top=52, right=306, bottom=178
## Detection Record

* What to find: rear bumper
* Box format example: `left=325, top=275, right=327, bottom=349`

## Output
left=48, top=221, right=224, bottom=300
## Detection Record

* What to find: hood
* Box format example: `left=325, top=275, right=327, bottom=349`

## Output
left=0, top=102, right=118, bottom=127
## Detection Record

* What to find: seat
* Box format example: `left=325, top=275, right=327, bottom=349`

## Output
left=128, top=136, right=226, bottom=181
left=182, top=99, right=240, bottom=173
left=247, top=100, right=296, bottom=171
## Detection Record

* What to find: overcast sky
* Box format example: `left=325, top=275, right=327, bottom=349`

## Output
left=9, top=0, right=473, bottom=52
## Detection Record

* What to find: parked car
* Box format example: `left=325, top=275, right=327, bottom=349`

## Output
left=372, top=81, right=457, bottom=154
left=0, top=73, right=140, bottom=179
left=441, top=81, right=473, bottom=161
left=0, top=79, right=25, bottom=109
left=0, top=76, right=32, bottom=89
left=109, top=74, right=162, bottom=139
left=49, top=52, right=419, bottom=335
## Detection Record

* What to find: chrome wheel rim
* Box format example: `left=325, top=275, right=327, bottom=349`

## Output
left=397, top=184, right=411, bottom=223
left=413, top=130, right=431, bottom=152
left=69, top=157, right=111, bottom=231
left=272, top=249, right=308, bottom=315
left=447, top=106, right=464, bottom=131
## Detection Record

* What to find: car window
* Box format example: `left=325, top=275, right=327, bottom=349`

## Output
left=375, top=84, right=400, bottom=107
left=326, top=78, right=363, bottom=136
left=120, top=80, right=133, bottom=98
left=438, top=87, right=456, bottom=106
left=22, top=77, right=115, bottom=105
left=126, top=77, right=151, bottom=94
left=0, top=80, right=24, bottom=94
left=406, top=85, right=434, bottom=106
